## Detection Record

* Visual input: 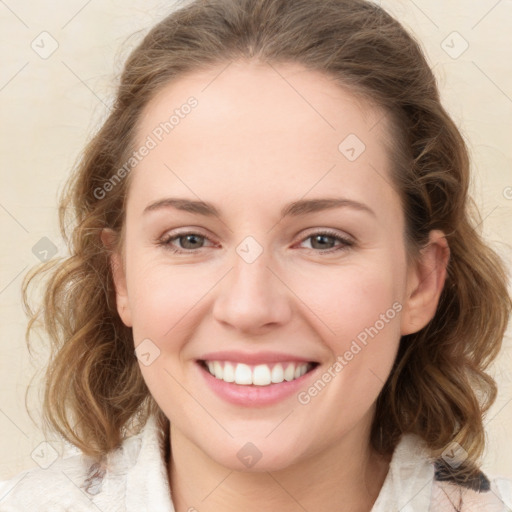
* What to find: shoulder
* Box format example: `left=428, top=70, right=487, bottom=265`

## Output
left=493, top=478, right=512, bottom=510
left=430, top=472, right=512, bottom=511
left=431, top=449, right=512, bottom=510
left=0, top=414, right=173, bottom=512
left=372, top=434, right=512, bottom=512
left=0, top=452, right=102, bottom=511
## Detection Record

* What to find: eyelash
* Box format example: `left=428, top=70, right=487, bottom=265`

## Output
left=157, top=229, right=354, bottom=255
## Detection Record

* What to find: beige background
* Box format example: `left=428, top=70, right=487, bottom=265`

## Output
left=0, top=0, right=511, bottom=481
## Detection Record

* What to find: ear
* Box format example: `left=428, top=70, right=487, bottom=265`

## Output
left=400, top=230, right=450, bottom=335
left=101, top=228, right=133, bottom=327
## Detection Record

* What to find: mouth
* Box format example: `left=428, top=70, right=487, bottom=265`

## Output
left=198, top=360, right=319, bottom=386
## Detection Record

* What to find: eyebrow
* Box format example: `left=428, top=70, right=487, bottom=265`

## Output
left=143, top=197, right=376, bottom=219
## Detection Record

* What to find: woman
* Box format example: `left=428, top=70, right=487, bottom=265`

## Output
left=1, top=0, right=511, bottom=510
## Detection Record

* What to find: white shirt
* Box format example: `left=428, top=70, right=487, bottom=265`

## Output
left=1, top=414, right=511, bottom=511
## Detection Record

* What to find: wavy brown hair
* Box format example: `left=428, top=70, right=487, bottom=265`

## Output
left=23, top=0, right=511, bottom=481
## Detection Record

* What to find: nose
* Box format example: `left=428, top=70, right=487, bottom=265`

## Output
left=212, top=248, right=292, bottom=334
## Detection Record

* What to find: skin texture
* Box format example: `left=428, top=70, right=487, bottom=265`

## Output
left=103, top=60, right=449, bottom=512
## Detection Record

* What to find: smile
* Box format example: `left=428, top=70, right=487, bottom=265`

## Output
left=201, top=360, right=317, bottom=386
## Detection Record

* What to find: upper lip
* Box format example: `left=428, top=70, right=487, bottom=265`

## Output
left=199, top=351, right=318, bottom=365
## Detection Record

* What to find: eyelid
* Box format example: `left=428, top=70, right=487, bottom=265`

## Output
left=297, top=227, right=354, bottom=244
left=294, top=228, right=355, bottom=254
left=158, top=228, right=217, bottom=247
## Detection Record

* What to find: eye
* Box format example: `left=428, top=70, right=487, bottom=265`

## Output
left=157, top=229, right=354, bottom=255
left=158, top=231, right=215, bottom=254
left=297, top=230, right=354, bottom=254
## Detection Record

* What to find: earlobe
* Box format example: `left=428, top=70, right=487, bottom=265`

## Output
left=100, top=228, right=133, bottom=327
left=400, top=230, right=450, bottom=336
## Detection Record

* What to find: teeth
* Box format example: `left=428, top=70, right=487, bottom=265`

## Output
left=284, top=364, right=295, bottom=382
left=204, top=361, right=312, bottom=386
left=253, top=365, right=271, bottom=386
left=223, top=362, right=235, bottom=382
left=271, top=363, right=284, bottom=384
left=234, top=363, right=252, bottom=385
left=213, top=361, right=223, bottom=379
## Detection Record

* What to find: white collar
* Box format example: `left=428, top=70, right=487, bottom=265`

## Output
left=371, top=433, right=434, bottom=511
left=119, top=414, right=174, bottom=511
left=117, top=415, right=436, bottom=511
left=89, top=414, right=509, bottom=511
left=2, top=413, right=510, bottom=510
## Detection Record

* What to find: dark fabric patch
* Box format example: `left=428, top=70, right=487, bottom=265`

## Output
left=434, top=459, right=491, bottom=492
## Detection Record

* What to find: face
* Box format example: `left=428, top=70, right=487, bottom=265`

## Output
left=107, top=60, right=447, bottom=471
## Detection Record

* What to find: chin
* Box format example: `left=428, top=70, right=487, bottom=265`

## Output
left=197, top=434, right=312, bottom=473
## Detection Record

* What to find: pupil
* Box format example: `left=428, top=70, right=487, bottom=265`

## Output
left=182, top=234, right=202, bottom=249
left=313, top=235, right=333, bottom=249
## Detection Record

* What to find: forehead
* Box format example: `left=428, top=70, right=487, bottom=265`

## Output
left=129, top=60, right=398, bottom=219
left=136, top=59, right=386, bottom=148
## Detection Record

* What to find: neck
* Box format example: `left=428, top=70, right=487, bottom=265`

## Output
left=168, top=422, right=391, bottom=512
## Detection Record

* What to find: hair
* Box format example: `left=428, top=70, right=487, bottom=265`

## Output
left=23, top=0, right=511, bottom=482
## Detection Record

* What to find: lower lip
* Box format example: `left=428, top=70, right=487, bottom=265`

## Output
left=197, top=362, right=319, bottom=407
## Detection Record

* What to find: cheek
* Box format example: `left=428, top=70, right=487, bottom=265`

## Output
left=124, top=244, right=223, bottom=354
left=289, top=255, right=406, bottom=413
left=292, top=260, right=403, bottom=346
left=287, top=263, right=404, bottom=440
left=128, top=264, right=206, bottom=337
